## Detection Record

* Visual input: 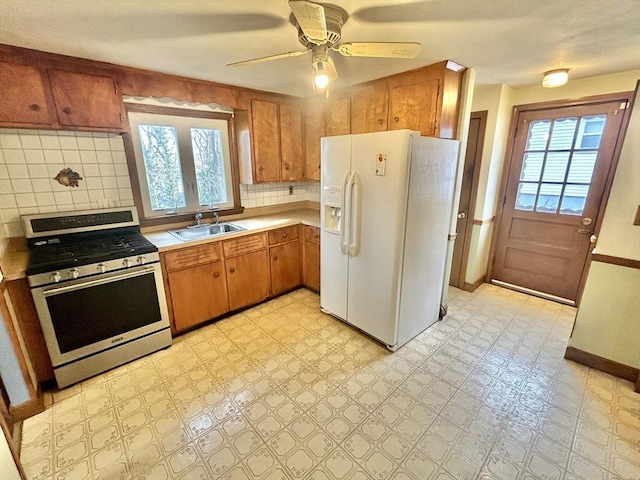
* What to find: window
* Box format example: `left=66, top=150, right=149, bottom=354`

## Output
left=515, top=114, right=606, bottom=215
left=127, top=105, right=237, bottom=219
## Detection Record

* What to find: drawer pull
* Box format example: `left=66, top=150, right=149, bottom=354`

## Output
left=393, top=116, right=399, bottom=122
left=377, top=118, right=383, bottom=124
left=259, top=166, right=264, bottom=171
left=29, top=103, right=41, bottom=111
left=282, top=233, right=287, bottom=238
left=62, top=106, right=72, bottom=115
left=273, top=255, right=278, bottom=261
left=213, top=272, right=220, bottom=279
left=229, top=267, right=236, bottom=274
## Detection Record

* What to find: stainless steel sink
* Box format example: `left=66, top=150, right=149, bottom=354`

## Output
left=168, top=222, right=245, bottom=241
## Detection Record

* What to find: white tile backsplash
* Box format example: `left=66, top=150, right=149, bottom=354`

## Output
left=0, top=128, right=321, bottom=238
left=0, top=129, right=134, bottom=237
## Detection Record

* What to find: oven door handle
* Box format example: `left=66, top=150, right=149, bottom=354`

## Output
left=42, top=266, right=157, bottom=296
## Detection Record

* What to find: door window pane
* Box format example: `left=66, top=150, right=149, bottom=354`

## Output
left=567, top=151, right=598, bottom=184
left=191, top=128, right=229, bottom=207
left=515, top=182, right=537, bottom=211
left=520, top=152, right=544, bottom=181
left=548, top=117, right=577, bottom=150
left=138, top=125, right=186, bottom=211
left=560, top=185, right=589, bottom=215
left=541, top=151, right=570, bottom=182
left=536, top=183, right=562, bottom=213
left=577, top=115, right=606, bottom=149
left=525, top=120, right=550, bottom=150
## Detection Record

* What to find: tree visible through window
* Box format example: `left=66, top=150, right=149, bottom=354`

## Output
left=128, top=107, right=235, bottom=219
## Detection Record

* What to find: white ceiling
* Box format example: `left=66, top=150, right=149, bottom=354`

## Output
left=1, top=0, right=639, bottom=97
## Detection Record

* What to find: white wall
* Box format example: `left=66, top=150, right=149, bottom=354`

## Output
left=0, top=426, right=21, bottom=480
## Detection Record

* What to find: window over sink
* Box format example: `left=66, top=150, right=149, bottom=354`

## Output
left=125, top=103, right=240, bottom=222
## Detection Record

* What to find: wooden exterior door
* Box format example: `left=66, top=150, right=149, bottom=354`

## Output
left=492, top=98, right=629, bottom=302
left=450, top=111, right=486, bottom=288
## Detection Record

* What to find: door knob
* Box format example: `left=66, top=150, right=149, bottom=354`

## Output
left=457, top=212, right=466, bottom=219
left=590, top=234, right=597, bottom=244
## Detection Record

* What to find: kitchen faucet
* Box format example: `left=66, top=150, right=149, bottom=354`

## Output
left=194, top=210, right=203, bottom=226
left=214, top=211, right=219, bottom=226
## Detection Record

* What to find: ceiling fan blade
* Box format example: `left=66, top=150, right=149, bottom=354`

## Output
left=336, top=42, right=421, bottom=58
left=289, top=0, right=327, bottom=44
left=325, top=57, right=339, bottom=80
left=227, top=49, right=308, bottom=67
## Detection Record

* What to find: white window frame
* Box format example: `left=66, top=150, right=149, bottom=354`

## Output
left=127, top=106, right=236, bottom=219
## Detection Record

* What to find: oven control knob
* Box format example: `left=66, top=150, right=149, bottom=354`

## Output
left=136, top=256, right=146, bottom=265
left=50, top=272, right=62, bottom=283
left=97, top=263, right=107, bottom=273
left=69, top=268, right=80, bottom=279
left=123, top=258, right=133, bottom=268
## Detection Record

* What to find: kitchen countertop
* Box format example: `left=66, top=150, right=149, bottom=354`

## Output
left=144, top=208, right=320, bottom=251
left=0, top=208, right=320, bottom=280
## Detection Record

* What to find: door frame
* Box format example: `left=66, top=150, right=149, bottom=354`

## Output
left=451, top=110, right=488, bottom=289
left=487, top=90, right=635, bottom=304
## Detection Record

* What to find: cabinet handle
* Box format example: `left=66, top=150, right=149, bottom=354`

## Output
left=259, top=166, right=264, bottom=171
left=229, top=267, right=235, bottom=274
left=62, top=107, right=72, bottom=115
left=119, top=113, right=123, bottom=123
left=393, top=116, right=399, bottom=122
left=273, top=255, right=278, bottom=261
left=284, top=164, right=289, bottom=170
left=29, top=104, right=41, bottom=112
left=213, top=272, right=220, bottom=279
left=377, top=119, right=383, bottom=124
left=282, top=233, right=287, bottom=238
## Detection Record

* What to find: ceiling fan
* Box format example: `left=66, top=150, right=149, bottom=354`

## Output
left=227, top=0, right=421, bottom=91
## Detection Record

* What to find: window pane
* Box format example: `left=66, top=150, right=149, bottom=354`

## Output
left=191, top=128, right=228, bottom=207
left=567, top=151, right=597, bottom=184
left=577, top=115, right=606, bottom=149
left=515, top=182, right=537, bottom=211
left=541, top=151, right=570, bottom=182
left=548, top=117, right=577, bottom=150
left=536, top=183, right=562, bottom=213
left=560, top=184, right=589, bottom=215
left=525, top=120, right=550, bottom=151
left=520, top=152, right=544, bottom=181
left=138, top=125, right=185, bottom=211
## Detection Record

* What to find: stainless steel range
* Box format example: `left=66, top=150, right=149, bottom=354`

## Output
left=23, top=207, right=171, bottom=388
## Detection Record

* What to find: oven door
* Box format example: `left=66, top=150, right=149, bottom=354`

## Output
left=31, top=263, right=170, bottom=367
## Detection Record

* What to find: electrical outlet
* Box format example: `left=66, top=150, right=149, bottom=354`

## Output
left=289, top=185, right=294, bottom=196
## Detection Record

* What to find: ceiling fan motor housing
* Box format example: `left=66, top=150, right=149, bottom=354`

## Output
left=297, top=4, right=344, bottom=48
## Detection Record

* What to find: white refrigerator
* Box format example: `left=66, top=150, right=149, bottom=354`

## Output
left=320, top=129, right=459, bottom=350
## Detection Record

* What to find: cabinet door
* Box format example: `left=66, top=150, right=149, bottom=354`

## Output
left=270, top=241, right=302, bottom=295
left=226, top=250, right=270, bottom=311
left=304, top=106, right=325, bottom=181
left=325, top=96, right=351, bottom=136
left=389, top=79, right=439, bottom=135
left=48, top=69, right=126, bottom=130
left=280, top=103, right=304, bottom=181
left=303, top=239, right=320, bottom=293
left=251, top=99, right=281, bottom=182
left=0, top=62, right=54, bottom=127
left=351, top=86, right=389, bottom=134
left=168, top=261, right=229, bottom=331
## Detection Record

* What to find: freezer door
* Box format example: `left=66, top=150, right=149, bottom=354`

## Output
left=346, top=130, right=412, bottom=346
left=320, top=135, right=351, bottom=320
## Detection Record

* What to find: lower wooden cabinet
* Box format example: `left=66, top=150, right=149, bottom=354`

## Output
left=167, top=261, right=228, bottom=332
left=270, top=241, right=301, bottom=295
left=226, top=249, right=270, bottom=310
left=303, top=226, right=320, bottom=292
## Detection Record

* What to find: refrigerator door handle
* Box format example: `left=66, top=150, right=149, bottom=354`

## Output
left=348, top=172, right=361, bottom=257
left=340, top=171, right=350, bottom=254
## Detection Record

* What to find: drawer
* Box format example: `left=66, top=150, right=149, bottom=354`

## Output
left=268, top=225, right=299, bottom=245
left=223, top=232, right=267, bottom=257
left=303, top=225, right=320, bottom=244
left=163, top=242, right=222, bottom=271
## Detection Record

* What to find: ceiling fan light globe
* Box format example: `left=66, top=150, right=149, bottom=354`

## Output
left=314, top=73, right=329, bottom=88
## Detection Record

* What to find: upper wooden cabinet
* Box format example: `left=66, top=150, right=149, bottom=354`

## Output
left=48, top=69, right=126, bottom=130
left=325, top=96, right=351, bottom=136
left=313, top=60, right=465, bottom=140
left=0, top=62, right=54, bottom=127
left=388, top=79, right=439, bottom=135
left=242, top=99, right=305, bottom=184
left=0, top=61, right=127, bottom=132
left=304, top=103, right=325, bottom=182
left=351, top=85, right=389, bottom=134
